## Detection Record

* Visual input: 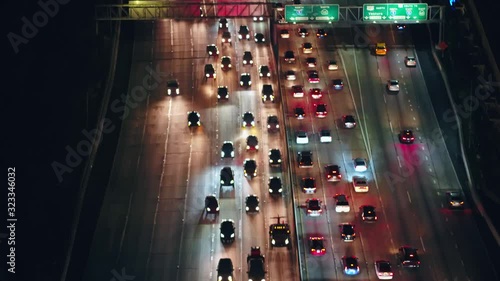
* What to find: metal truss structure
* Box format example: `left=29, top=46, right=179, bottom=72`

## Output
left=95, top=3, right=445, bottom=24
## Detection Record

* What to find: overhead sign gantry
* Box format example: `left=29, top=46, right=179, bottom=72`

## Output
left=363, top=3, right=428, bottom=21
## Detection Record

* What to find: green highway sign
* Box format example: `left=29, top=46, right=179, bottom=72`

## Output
left=363, top=3, right=428, bottom=21
left=285, top=4, right=339, bottom=22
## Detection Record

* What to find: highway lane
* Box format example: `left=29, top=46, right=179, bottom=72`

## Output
left=338, top=24, right=498, bottom=281
left=82, top=14, right=299, bottom=281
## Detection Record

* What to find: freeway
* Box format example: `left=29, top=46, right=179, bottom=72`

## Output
left=277, top=21, right=498, bottom=281
left=82, top=11, right=298, bottom=281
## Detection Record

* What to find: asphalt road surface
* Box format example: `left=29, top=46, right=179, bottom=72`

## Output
left=82, top=15, right=299, bottom=281
left=277, top=22, right=498, bottom=281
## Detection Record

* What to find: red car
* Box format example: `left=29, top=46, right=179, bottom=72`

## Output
left=314, top=103, right=327, bottom=118
left=309, top=88, right=322, bottom=99
left=309, top=236, right=326, bottom=256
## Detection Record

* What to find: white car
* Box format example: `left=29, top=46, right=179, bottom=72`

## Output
left=328, top=60, right=338, bottom=70
left=353, top=176, right=369, bottom=192
left=334, top=194, right=350, bottom=213
left=353, top=158, right=367, bottom=172
left=253, top=16, right=264, bottom=21
left=320, top=129, right=332, bottom=143
left=405, top=56, right=417, bottom=67
left=374, top=260, right=393, bottom=279
left=296, top=131, right=309, bottom=144
left=286, top=70, right=296, bottom=80
left=387, top=80, right=400, bottom=92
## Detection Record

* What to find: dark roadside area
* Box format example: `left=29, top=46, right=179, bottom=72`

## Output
left=410, top=2, right=500, bottom=276
left=3, top=1, right=130, bottom=281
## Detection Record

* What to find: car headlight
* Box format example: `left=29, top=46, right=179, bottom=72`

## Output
left=221, top=152, right=224, bottom=157
left=255, top=145, right=259, bottom=149
left=278, top=188, right=282, bottom=192
left=255, top=39, right=258, bottom=42
left=246, top=145, right=250, bottom=149
left=228, top=277, right=232, bottom=281
left=209, top=51, right=212, bottom=55
left=230, top=180, right=234, bottom=184
left=222, top=38, right=226, bottom=42
left=216, top=207, right=219, bottom=211
left=242, top=121, right=246, bottom=126
left=253, top=172, right=257, bottom=176
left=267, top=73, right=270, bottom=77
left=255, top=206, right=259, bottom=211
left=251, top=121, right=255, bottom=126
left=238, top=34, right=242, bottom=39
left=248, top=81, right=252, bottom=85
left=231, top=151, right=234, bottom=157
left=267, top=125, right=270, bottom=128
left=188, top=121, right=191, bottom=125
left=250, top=60, right=253, bottom=64
left=175, top=89, right=179, bottom=94
left=278, top=159, right=281, bottom=163
left=206, top=207, right=211, bottom=211
left=213, top=74, right=216, bottom=78
left=272, top=239, right=275, bottom=244
left=240, top=81, right=243, bottom=85
left=228, top=64, right=231, bottom=68
left=221, top=180, right=224, bottom=184
left=216, top=51, right=219, bottom=54
left=253, top=17, right=257, bottom=21
left=269, top=189, right=273, bottom=193
left=230, top=233, right=234, bottom=238
left=168, top=89, right=171, bottom=94
left=217, top=95, right=221, bottom=98
left=246, top=206, right=249, bottom=211
left=197, top=121, right=200, bottom=125
left=220, top=233, right=225, bottom=238
left=285, top=238, right=289, bottom=244
left=228, top=38, right=231, bottom=42
left=206, top=74, right=209, bottom=77
left=243, top=60, right=247, bottom=64
left=269, top=159, right=273, bottom=163
left=276, top=124, right=279, bottom=128
left=246, top=34, right=250, bottom=39
left=218, top=276, right=222, bottom=281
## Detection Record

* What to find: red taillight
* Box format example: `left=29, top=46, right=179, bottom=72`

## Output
left=338, top=175, right=342, bottom=178
left=327, top=175, right=332, bottom=178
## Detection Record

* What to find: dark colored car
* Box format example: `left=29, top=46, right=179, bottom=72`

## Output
left=220, top=220, right=235, bottom=243
left=221, top=31, right=231, bottom=43
left=342, top=115, right=356, bottom=128
left=187, top=111, right=201, bottom=127
left=262, top=84, right=274, bottom=102
left=245, top=195, right=260, bottom=212
left=284, top=50, right=296, bottom=63
left=204, top=64, right=216, bottom=79
left=316, top=28, right=327, bottom=38
left=339, top=223, right=356, bottom=242
left=298, top=151, right=313, bottom=168
left=206, top=44, right=219, bottom=56
left=246, top=135, right=259, bottom=150
left=220, top=167, right=234, bottom=187
left=166, top=79, right=179, bottom=95
left=240, top=73, right=251, bottom=87
left=220, top=56, right=232, bottom=70
left=259, top=65, right=270, bottom=78
left=244, top=159, right=257, bottom=178
left=205, top=195, right=219, bottom=213
left=297, top=27, right=308, bottom=37
left=242, top=112, right=255, bottom=127
left=399, top=246, right=420, bottom=267
left=238, top=25, right=250, bottom=40
left=217, top=86, right=229, bottom=100
left=217, top=258, right=234, bottom=281
left=254, top=32, right=265, bottom=43
left=301, top=177, right=316, bottom=193
left=295, top=107, right=305, bottom=119
left=268, top=177, right=283, bottom=194
left=361, top=205, right=377, bottom=222
left=243, top=51, right=253, bottom=65
left=267, top=115, right=279, bottom=131
left=268, top=149, right=282, bottom=166
left=325, top=164, right=342, bottom=182
left=219, top=18, right=228, bottom=29
left=221, top=141, right=234, bottom=158
left=399, top=129, right=415, bottom=144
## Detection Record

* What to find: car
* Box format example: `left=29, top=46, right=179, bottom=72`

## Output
left=339, top=223, right=356, bottom=242
left=217, top=258, right=234, bottom=281
left=374, top=260, right=393, bottom=280
left=297, top=27, right=308, bottom=37
left=353, top=176, right=369, bottom=192
left=267, top=115, right=279, bottom=130
left=342, top=256, right=360, bottom=275
left=320, top=129, right=332, bottom=143
left=221, top=141, right=234, bottom=158
left=253, top=16, right=264, bottom=21
left=306, top=57, right=317, bottom=67
left=399, top=246, right=420, bottom=267
left=334, top=194, right=350, bottom=212
left=387, top=79, right=400, bottom=92
left=261, top=84, right=275, bottom=102
left=245, top=195, right=260, bottom=212
left=240, top=73, right=251, bottom=87
left=269, top=222, right=291, bottom=247
left=295, top=106, right=305, bottom=119
left=220, top=167, right=234, bottom=187
left=205, top=195, right=219, bottom=213
left=353, top=158, right=367, bottom=172
left=254, top=33, right=265, bottom=43
left=446, top=191, right=465, bottom=209
left=273, top=2, right=284, bottom=11
left=405, top=56, right=417, bottom=67
left=187, top=111, right=201, bottom=127
left=204, top=64, right=216, bottom=79
left=284, top=51, right=296, bottom=63
left=333, top=79, right=344, bottom=90
left=259, top=65, right=271, bottom=78
left=396, top=24, right=406, bottom=30
left=220, top=56, right=232, bottom=70
left=314, top=103, right=327, bottom=118
left=309, top=236, right=326, bottom=256
left=306, top=198, right=322, bottom=216
left=361, top=205, right=377, bottom=221
left=325, top=164, right=342, bottom=182
left=220, top=219, right=235, bottom=243
left=242, top=51, right=253, bottom=65
left=242, top=112, right=255, bottom=127
left=247, top=247, right=265, bottom=280
left=280, top=29, right=290, bottom=38
left=301, top=177, right=316, bottom=194
left=219, top=18, right=228, bottom=29
left=217, top=86, right=229, bottom=100
left=268, top=177, right=283, bottom=194
left=268, top=149, right=282, bottom=166
left=246, top=135, right=259, bottom=150
left=399, top=129, right=415, bottom=144
left=308, top=70, right=320, bottom=83
left=206, top=44, right=219, bottom=56
left=309, top=88, right=322, bottom=99
left=166, top=79, right=180, bottom=95
left=328, top=60, right=339, bottom=70
left=298, top=151, right=313, bottom=168
left=302, top=42, right=313, bottom=53
left=296, top=131, right=309, bottom=144
left=285, top=70, right=296, bottom=80
left=342, top=115, right=356, bottom=128
left=243, top=159, right=257, bottom=178
left=292, top=85, right=304, bottom=97
left=238, top=25, right=250, bottom=40
left=375, top=42, right=387, bottom=55
left=221, top=31, right=231, bottom=43
left=316, top=28, right=327, bottom=38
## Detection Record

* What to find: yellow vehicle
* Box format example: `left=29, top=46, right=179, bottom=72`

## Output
left=375, top=43, right=387, bottom=55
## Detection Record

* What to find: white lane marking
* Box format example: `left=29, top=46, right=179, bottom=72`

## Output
left=383, top=93, right=387, bottom=103
left=420, top=236, right=426, bottom=252
left=407, top=191, right=412, bottom=203
left=425, top=156, right=429, bottom=161
left=397, top=156, right=402, bottom=168
left=389, top=121, right=393, bottom=133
